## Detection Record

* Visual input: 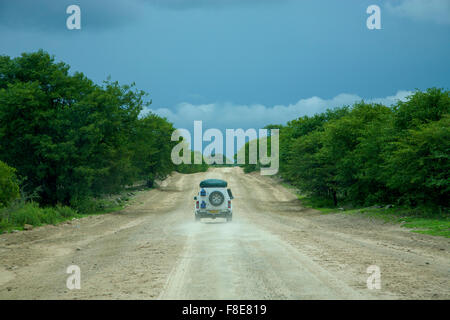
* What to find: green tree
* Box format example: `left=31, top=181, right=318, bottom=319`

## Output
left=0, top=161, right=19, bottom=207
left=132, top=112, right=176, bottom=187
left=385, top=115, right=450, bottom=207
left=319, top=102, right=393, bottom=204
left=394, top=88, right=449, bottom=131
left=0, top=50, right=175, bottom=207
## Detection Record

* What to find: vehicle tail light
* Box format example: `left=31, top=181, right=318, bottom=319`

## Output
left=196, top=201, right=199, bottom=209
left=228, top=200, right=231, bottom=209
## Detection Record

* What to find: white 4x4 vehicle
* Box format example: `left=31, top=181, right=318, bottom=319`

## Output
left=194, top=179, right=233, bottom=222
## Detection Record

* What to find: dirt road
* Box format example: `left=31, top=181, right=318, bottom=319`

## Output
left=0, top=168, right=449, bottom=299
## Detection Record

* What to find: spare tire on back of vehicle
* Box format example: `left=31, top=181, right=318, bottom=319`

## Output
left=209, top=191, right=225, bottom=206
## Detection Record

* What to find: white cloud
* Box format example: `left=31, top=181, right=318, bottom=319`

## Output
left=370, top=90, right=413, bottom=105
left=143, top=90, right=412, bottom=131
left=386, top=0, right=450, bottom=25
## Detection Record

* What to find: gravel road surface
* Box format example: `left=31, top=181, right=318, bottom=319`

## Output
left=0, top=168, right=448, bottom=299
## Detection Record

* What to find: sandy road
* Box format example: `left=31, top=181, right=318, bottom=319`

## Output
left=0, top=167, right=449, bottom=299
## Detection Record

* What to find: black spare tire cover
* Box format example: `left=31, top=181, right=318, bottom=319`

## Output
left=200, top=179, right=227, bottom=188
left=209, top=191, right=225, bottom=206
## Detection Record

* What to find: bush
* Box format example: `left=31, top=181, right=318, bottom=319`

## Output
left=41, top=207, right=61, bottom=225
left=55, top=205, right=78, bottom=218
left=70, top=196, right=118, bottom=214
left=8, top=203, right=42, bottom=226
left=0, top=161, right=19, bottom=207
left=70, top=196, right=99, bottom=214
left=0, top=202, right=78, bottom=232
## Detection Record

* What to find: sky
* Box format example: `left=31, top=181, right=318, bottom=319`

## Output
left=0, top=0, right=449, bottom=136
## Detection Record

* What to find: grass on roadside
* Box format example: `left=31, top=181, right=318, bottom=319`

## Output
left=345, top=207, right=450, bottom=238
left=293, top=192, right=450, bottom=238
left=0, top=202, right=81, bottom=233
left=0, top=187, right=147, bottom=234
left=296, top=194, right=339, bottom=214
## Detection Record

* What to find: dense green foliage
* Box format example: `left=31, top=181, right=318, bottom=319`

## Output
left=0, top=160, right=19, bottom=207
left=0, top=202, right=78, bottom=231
left=0, top=50, right=180, bottom=208
left=242, top=88, right=449, bottom=210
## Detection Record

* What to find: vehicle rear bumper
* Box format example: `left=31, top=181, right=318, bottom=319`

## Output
left=195, top=209, right=231, bottom=218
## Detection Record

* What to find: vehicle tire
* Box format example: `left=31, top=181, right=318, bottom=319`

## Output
left=209, top=191, right=225, bottom=206
left=226, top=215, right=232, bottom=222
left=195, top=215, right=201, bottom=222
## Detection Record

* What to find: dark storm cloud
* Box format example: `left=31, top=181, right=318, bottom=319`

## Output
left=0, top=0, right=288, bottom=31
left=0, top=0, right=142, bottom=31
left=144, top=0, right=290, bottom=10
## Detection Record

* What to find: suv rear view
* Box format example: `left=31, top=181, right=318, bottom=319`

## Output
left=194, top=179, right=233, bottom=222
